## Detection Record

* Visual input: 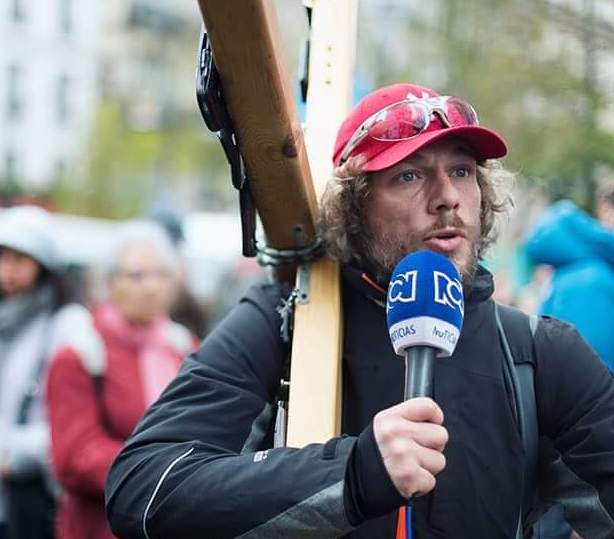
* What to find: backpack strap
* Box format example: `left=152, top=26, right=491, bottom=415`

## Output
left=495, top=302, right=539, bottom=538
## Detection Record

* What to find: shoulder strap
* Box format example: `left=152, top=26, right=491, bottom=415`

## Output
left=16, top=317, right=54, bottom=425
left=495, top=302, right=539, bottom=537
left=51, top=304, right=106, bottom=377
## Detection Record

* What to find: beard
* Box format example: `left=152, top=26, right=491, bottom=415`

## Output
left=358, top=213, right=481, bottom=285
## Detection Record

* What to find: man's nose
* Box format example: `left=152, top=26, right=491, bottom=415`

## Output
left=427, top=171, right=461, bottom=214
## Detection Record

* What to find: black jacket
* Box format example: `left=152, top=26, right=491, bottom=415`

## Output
left=105, top=266, right=614, bottom=538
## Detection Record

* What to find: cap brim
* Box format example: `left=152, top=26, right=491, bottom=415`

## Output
left=362, top=126, right=508, bottom=172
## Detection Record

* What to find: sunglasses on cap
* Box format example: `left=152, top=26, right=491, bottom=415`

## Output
left=337, top=94, right=479, bottom=165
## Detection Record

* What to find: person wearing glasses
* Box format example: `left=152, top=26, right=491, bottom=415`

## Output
left=46, top=222, right=196, bottom=539
left=105, top=83, right=614, bottom=539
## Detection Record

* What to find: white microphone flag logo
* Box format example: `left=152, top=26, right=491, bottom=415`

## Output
left=387, top=270, right=418, bottom=311
left=433, top=271, right=464, bottom=315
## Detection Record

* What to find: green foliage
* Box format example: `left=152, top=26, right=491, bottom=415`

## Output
left=48, top=11, right=234, bottom=219
left=368, top=0, right=614, bottom=209
left=49, top=98, right=230, bottom=219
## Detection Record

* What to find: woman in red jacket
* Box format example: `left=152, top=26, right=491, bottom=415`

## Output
left=46, top=222, right=196, bottom=539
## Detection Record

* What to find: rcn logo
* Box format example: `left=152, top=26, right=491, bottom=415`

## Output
left=387, top=270, right=418, bottom=307
left=433, top=271, right=464, bottom=314
left=387, top=270, right=463, bottom=314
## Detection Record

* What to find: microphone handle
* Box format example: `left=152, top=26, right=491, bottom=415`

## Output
left=404, top=346, right=436, bottom=400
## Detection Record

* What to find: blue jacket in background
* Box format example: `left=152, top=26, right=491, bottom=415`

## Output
left=524, top=200, right=614, bottom=371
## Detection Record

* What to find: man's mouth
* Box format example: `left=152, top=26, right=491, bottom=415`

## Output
left=423, top=227, right=466, bottom=253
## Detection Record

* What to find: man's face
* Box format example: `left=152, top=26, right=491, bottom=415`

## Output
left=362, top=137, right=482, bottom=282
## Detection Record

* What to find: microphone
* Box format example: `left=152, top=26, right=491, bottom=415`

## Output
left=386, top=250, right=465, bottom=399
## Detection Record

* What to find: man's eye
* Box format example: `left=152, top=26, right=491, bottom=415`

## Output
left=397, top=170, right=419, bottom=183
left=452, top=166, right=472, bottom=178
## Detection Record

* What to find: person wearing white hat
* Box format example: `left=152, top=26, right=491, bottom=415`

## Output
left=0, top=205, right=78, bottom=539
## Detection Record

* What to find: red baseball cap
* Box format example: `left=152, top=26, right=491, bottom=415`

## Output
left=332, top=83, right=508, bottom=172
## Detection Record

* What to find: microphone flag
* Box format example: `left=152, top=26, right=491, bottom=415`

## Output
left=386, top=250, right=464, bottom=357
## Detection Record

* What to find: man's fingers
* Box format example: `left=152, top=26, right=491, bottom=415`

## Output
left=418, top=445, right=447, bottom=476
left=396, top=466, right=437, bottom=499
left=373, top=398, right=449, bottom=499
left=375, top=408, right=448, bottom=451
left=388, top=397, right=445, bottom=425
left=412, top=468, right=437, bottom=498
left=384, top=438, right=447, bottom=476
left=377, top=419, right=448, bottom=451
left=409, top=423, right=448, bottom=451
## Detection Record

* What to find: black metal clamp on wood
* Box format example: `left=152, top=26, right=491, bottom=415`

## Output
left=195, top=27, right=257, bottom=258
left=195, top=25, right=325, bottom=269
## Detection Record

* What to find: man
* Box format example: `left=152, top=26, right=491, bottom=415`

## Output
left=524, top=185, right=614, bottom=372
left=105, top=83, right=614, bottom=538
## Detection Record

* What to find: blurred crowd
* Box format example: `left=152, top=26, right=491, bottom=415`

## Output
left=509, top=180, right=614, bottom=538
left=521, top=180, right=614, bottom=371
left=0, top=179, right=614, bottom=539
left=0, top=205, right=263, bottom=539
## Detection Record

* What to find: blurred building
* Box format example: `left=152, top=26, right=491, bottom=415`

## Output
left=101, top=0, right=199, bottom=129
left=0, top=0, right=100, bottom=189
left=1, top=0, right=200, bottom=194
left=540, top=0, right=614, bottom=131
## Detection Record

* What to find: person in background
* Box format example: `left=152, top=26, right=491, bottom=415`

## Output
left=514, top=264, right=552, bottom=316
left=0, top=206, right=77, bottom=539
left=151, top=208, right=209, bottom=339
left=524, top=193, right=614, bottom=373
left=524, top=189, right=614, bottom=539
left=46, top=221, right=197, bottom=539
left=596, top=180, right=614, bottom=231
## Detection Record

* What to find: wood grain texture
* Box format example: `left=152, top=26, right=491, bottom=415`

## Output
left=286, top=0, right=357, bottom=447
left=197, top=0, right=318, bottom=249
left=198, top=0, right=357, bottom=448
left=287, top=256, right=343, bottom=446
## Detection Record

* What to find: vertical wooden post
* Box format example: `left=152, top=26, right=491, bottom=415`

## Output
left=286, top=0, right=357, bottom=447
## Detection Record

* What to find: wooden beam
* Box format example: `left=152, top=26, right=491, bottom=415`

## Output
left=286, top=0, right=357, bottom=447
left=196, top=0, right=318, bottom=250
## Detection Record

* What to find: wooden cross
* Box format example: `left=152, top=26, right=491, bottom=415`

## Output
left=197, top=0, right=357, bottom=446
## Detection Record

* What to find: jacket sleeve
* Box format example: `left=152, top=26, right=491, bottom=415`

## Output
left=105, top=284, right=359, bottom=539
left=46, top=346, right=124, bottom=496
left=535, top=317, right=614, bottom=535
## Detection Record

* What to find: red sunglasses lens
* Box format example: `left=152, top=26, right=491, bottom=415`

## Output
left=368, top=103, right=428, bottom=141
left=445, top=97, right=478, bottom=126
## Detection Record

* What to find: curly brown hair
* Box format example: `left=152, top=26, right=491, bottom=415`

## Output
left=318, top=157, right=513, bottom=278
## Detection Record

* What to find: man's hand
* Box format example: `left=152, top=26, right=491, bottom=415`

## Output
left=373, top=397, right=448, bottom=498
